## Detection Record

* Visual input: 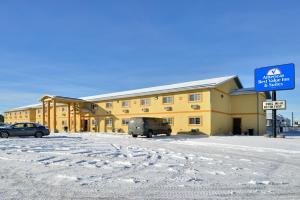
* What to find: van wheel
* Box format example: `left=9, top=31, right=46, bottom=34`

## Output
left=132, top=134, right=138, bottom=138
left=166, top=129, right=172, bottom=136
left=147, top=131, right=153, bottom=138
left=35, top=132, right=43, bottom=138
left=1, top=132, right=9, bottom=138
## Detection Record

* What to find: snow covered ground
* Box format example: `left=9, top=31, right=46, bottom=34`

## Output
left=0, top=132, right=299, bottom=199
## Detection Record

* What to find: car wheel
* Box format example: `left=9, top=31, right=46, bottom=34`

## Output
left=132, top=134, right=138, bottom=138
left=147, top=131, right=153, bottom=138
left=166, top=129, right=172, bottom=136
left=35, top=132, right=43, bottom=138
left=0, top=132, right=9, bottom=138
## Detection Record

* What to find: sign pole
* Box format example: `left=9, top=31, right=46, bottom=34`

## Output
left=292, top=112, right=294, bottom=128
left=272, top=91, right=277, bottom=138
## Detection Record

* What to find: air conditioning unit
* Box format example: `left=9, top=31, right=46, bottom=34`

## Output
left=164, top=107, right=172, bottom=111
left=191, top=105, right=200, bottom=110
left=123, top=109, right=129, bottom=113
left=191, top=128, right=199, bottom=133
left=142, top=108, right=149, bottom=112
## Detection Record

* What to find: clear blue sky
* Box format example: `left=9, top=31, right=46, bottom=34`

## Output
left=0, top=0, right=299, bottom=120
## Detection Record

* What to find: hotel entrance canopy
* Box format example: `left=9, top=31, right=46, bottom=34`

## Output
left=40, top=95, right=91, bottom=133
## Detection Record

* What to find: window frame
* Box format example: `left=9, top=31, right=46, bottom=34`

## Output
left=162, top=96, right=174, bottom=104
left=122, top=119, right=130, bottom=126
left=121, top=101, right=130, bottom=108
left=163, top=117, right=174, bottom=125
left=106, top=102, right=113, bottom=109
left=188, top=117, right=201, bottom=125
left=188, top=93, right=201, bottom=102
left=140, top=98, right=151, bottom=106
left=105, top=118, right=113, bottom=126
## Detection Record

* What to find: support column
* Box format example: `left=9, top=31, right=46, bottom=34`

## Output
left=42, top=101, right=45, bottom=126
left=79, top=114, right=82, bottom=132
left=53, top=99, right=57, bottom=133
left=73, top=103, right=76, bottom=132
left=47, top=101, right=51, bottom=131
left=68, top=103, right=71, bottom=132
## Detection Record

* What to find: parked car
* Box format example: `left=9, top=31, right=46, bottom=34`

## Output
left=0, top=122, right=50, bottom=138
left=128, top=117, right=172, bottom=138
left=0, top=122, right=8, bottom=128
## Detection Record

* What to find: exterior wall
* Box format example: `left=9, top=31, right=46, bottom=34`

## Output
left=210, top=80, right=267, bottom=135
left=90, top=89, right=212, bottom=135
left=210, top=80, right=239, bottom=135
left=4, top=109, right=36, bottom=124
left=231, top=93, right=266, bottom=135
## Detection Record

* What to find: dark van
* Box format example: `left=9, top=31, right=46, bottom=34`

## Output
left=128, top=117, right=172, bottom=138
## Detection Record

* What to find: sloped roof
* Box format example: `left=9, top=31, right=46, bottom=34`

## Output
left=4, top=75, right=241, bottom=112
left=5, top=103, right=42, bottom=112
left=82, top=75, right=240, bottom=101
left=230, top=87, right=271, bottom=99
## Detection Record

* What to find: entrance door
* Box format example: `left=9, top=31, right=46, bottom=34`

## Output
left=233, top=118, right=242, bottom=135
left=83, top=120, right=88, bottom=132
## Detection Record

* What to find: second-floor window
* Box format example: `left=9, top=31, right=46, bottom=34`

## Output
left=106, top=102, right=113, bottom=108
left=189, top=94, right=201, bottom=102
left=140, top=98, right=151, bottom=106
left=121, top=101, right=129, bottom=107
left=163, top=96, right=173, bottom=104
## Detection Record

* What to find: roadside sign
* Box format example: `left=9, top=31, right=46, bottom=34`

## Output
left=255, top=63, right=295, bottom=92
left=263, top=100, right=286, bottom=110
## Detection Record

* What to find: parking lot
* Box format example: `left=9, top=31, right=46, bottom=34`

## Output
left=0, top=132, right=300, bottom=200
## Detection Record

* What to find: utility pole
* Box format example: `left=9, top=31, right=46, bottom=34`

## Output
left=272, top=91, right=277, bottom=138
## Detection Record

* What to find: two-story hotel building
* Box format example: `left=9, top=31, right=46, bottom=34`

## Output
left=4, top=75, right=270, bottom=135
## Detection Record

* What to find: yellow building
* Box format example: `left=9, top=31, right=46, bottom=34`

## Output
left=4, top=75, right=270, bottom=135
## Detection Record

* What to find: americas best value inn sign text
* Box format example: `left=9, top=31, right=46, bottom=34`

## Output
left=255, top=63, right=295, bottom=92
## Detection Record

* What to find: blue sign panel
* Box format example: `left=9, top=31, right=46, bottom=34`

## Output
left=255, top=63, right=295, bottom=92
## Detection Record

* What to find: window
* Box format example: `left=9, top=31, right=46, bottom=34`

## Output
left=92, top=119, right=96, bottom=125
left=27, top=123, right=36, bottom=128
left=106, top=118, right=113, bottom=126
left=140, top=98, right=151, bottom=106
left=13, top=123, right=24, bottom=128
left=121, top=101, right=129, bottom=108
left=62, top=120, right=66, bottom=126
left=163, top=96, right=173, bottom=104
left=189, top=94, right=201, bottom=102
left=106, top=102, right=113, bottom=108
left=25, top=111, right=28, bottom=115
left=37, top=109, right=41, bottom=114
left=62, top=107, right=65, bottom=112
left=122, top=119, right=130, bottom=125
left=163, top=118, right=174, bottom=125
left=189, top=117, right=201, bottom=125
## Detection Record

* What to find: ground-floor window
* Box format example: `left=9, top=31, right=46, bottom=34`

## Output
left=106, top=118, right=113, bottom=126
left=163, top=118, right=174, bottom=125
left=122, top=119, right=130, bottom=125
left=189, top=117, right=201, bottom=125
